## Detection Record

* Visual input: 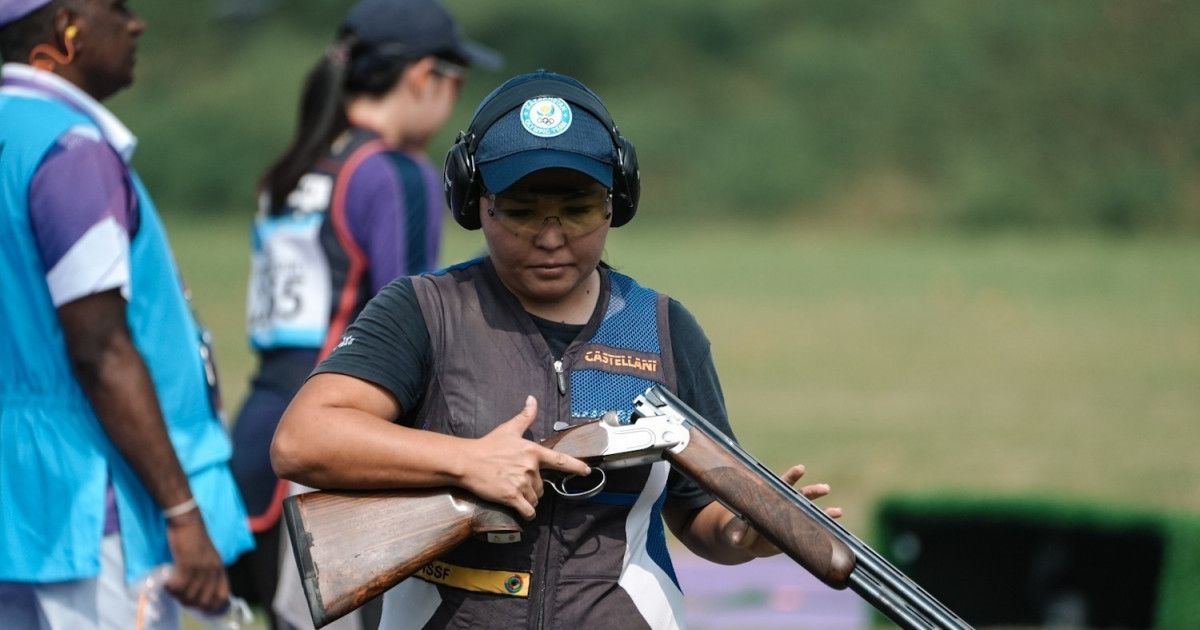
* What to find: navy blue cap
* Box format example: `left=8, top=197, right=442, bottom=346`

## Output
left=475, top=89, right=616, bottom=194
left=342, top=0, right=502, bottom=69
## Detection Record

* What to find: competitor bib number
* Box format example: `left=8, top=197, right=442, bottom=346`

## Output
left=247, top=186, right=333, bottom=349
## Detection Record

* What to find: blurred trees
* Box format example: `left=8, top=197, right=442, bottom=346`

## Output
left=113, top=0, right=1200, bottom=233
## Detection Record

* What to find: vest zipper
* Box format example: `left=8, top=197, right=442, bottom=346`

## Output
left=553, top=360, right=566, bottom=396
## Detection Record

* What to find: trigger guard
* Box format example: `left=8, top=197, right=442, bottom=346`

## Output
left=548, top=468, right=607, bottom=500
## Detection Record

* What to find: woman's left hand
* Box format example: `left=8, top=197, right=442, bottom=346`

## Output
left=723, top=463, right=843, bottom=558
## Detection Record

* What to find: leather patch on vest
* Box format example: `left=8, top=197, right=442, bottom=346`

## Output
left=578, top=344, right=664, bottom=380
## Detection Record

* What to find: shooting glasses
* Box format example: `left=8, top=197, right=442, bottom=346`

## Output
left=485, top=189, right=612, bottom=237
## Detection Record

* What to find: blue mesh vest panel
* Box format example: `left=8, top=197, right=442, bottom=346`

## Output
left=571, top=271, right=678, bottom=586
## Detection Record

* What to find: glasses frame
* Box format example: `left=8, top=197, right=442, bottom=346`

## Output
left=431, top=58, right=466, bottom=81
left=484, top=189, right=614, bottom=238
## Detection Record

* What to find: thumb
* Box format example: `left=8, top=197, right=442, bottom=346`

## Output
left=726, top=516, right=759, bottom=548
left=500, top=395, right=538, bottom=434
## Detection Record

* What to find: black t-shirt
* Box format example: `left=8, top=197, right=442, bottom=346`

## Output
left=315, top=275, right=735, bottom=512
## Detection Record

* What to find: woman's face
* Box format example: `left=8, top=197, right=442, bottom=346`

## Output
left=399, top=58, right=462, bottom=147
left=480, top=168, right=612, bottom=311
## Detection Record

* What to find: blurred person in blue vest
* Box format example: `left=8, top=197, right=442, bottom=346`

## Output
left=0, top=0, right=254, bottom=628
left=227, top=0, right=500, bottom=627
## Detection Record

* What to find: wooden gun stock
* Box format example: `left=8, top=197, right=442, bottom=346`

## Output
left=665, top=428, right=857, bottom=588
left=280, top=417, right=639, bottom=628
left=283, top=488, right=519, bottom=628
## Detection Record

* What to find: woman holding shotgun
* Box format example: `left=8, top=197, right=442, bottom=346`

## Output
left=272, top=70, right=841, bottom=629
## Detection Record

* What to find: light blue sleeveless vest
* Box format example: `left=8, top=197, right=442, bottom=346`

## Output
left=0, top=94, right=253, bottom=584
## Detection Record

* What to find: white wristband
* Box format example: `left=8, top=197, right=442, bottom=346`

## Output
left=163, top=498, right=198, bottom=519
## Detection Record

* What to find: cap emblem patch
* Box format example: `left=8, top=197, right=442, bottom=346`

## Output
left=520, top=97, right=572, bottom=138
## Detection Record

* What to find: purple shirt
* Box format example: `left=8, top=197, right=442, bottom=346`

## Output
left=2, top=63, right=141, bottom=535
left=343, top=148, right=444, bottom=290
left=30, top=135, right=139, bottom=294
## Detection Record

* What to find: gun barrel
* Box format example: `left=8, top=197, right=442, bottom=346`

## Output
left=642, top=385, right=973, bottom=630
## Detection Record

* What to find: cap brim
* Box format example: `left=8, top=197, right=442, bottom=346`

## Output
left=456, top=40, right=503, bottom=70
left=478, top=150, right=613, bottom=194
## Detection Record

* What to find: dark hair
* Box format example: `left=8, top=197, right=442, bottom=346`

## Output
left=258, top=29, right=453, bottom=213
left=0, top=0, right=65, bottom=63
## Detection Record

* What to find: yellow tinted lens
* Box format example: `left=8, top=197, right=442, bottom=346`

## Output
left=490, top=191, right=611, bottom=236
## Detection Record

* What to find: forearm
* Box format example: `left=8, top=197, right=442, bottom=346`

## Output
left=665, top=463, right=840, bottom=566
left=274, top=375, right=591, bottom=520
left=83, top=344, right=194, bottom=506
left=271, top=375, right=472, bottom=490
left=667, top=501, right=756, bottom=566
left=271, top=404, right=472, bottom=490
left=61, top=292, right=194, bottom=514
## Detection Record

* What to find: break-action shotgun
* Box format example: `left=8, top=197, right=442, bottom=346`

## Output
left=284, top=385, right=973, bottom=629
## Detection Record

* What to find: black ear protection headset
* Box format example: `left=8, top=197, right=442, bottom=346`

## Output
left=444, top=74, right=640, bottom=230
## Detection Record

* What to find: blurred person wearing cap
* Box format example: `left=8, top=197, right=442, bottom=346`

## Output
left=270, top=70, right=840, bottom=629
left=0, top=1, right=254, bottom=629
left=227, top=0, right=500, bottom=628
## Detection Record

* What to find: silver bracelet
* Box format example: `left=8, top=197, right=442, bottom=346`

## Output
left=163, top=497, right=198, bottom=519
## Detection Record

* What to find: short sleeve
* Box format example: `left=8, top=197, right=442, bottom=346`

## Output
left=313, top=277, right=433, bottom=420
left=663, top=298, right=736, bottom=512
left=27, top=128, right=137, bottom=306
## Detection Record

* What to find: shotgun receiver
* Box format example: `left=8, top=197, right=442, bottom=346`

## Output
left=284, top=385, right=973, bottom=629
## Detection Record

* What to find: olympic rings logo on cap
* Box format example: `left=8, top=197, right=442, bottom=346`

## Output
left=519, top=97, right=572, bottom=138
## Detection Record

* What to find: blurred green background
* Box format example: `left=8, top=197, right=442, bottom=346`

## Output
left=108, top=0, right=1198, bottom=600
left=117, top=0, right=1200, bottom=232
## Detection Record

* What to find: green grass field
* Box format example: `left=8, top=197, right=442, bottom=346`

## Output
left=168, top=214, right=1199, bottom=539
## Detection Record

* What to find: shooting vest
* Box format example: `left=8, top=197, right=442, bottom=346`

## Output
left=0, top=93, right=253, bottom=584
left=247, top=128, right=437, bottom=360
left=390, top=258, right=688, bottom=629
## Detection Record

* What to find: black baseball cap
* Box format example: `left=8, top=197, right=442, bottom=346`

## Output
left=342, top=0, right=502, bottom=69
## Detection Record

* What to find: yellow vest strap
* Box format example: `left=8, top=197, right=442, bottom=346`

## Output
left=412, top=560, right=531, bottom=598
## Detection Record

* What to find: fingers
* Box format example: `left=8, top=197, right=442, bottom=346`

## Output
left=788, top=464, right=842, bottom=518
left=511, top=496, right=537, bottom=521
left=780, top=464, right=807, bottom=485
left=473, top=396, right=551, bottom=520
left=472, top=396, right=589, bottom=518
left=783, top=463, right=830, bottom=503
left=164, top=522, right=230, bottom=612
left=490, top=463, right=542, bottom=521
left=799, top=482, right=830, bottom=500
left=537, top=445, right=591, bottom=478
left=171, top=566, right=226, bottom=612
left=505, top=394, right=590, bottom=478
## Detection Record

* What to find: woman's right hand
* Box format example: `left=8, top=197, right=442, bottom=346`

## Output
left=458, top=395, right=591, bottom=520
